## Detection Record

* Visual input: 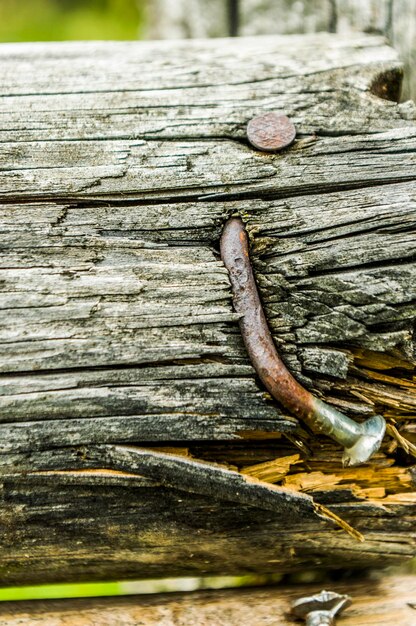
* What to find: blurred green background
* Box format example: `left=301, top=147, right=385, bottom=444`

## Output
left=0, top=0, right=145, bottom=42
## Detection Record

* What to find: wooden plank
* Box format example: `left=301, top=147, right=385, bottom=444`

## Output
left=0, top=34, right=415, bottom=584
left=1, top=575, right=415, bottom=625
left=146, top=0, right=416, bottom=101
left=0, top=443, right=413, bottom=584
left=0, top=36, right=410, bottom=200
left=146, top=0, right=230, bottom=39
left=390, top=0, right=416, bottom=100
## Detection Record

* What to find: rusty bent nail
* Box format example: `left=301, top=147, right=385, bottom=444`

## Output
left=220, top=218, right=386, bottom=467
left=291, top=590, right=352, bottom=625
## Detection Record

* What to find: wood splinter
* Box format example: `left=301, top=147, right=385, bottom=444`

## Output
left=220, top=217, right=386, bottom=467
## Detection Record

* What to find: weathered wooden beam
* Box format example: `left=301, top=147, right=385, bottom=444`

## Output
left=0, top=33, right=415, bottom=585
left=146, top=0, right=416, bottom=101
left=1, top=575, right=415, bottom=626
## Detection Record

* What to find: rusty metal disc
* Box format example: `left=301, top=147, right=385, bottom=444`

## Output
left=247, top=111, right=296, bottom=152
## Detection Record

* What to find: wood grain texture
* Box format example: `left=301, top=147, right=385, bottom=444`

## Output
left=0, top=34, right=415, bottom=584
left=146, top=0, right=416, bottom=101
left=1, top=575, right=415, bottom=626
left=4, top=447, right=416, bottom=585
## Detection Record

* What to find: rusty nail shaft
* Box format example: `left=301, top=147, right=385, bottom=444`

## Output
left=220, top=217, right=386, bottom=467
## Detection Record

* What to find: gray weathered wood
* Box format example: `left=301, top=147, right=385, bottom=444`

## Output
left=0, top=34, right=415, bottom=585
left=146, top=0, right=416, bottom=101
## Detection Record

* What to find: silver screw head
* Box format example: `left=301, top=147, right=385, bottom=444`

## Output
left=291, top=590, right=352, bottom=624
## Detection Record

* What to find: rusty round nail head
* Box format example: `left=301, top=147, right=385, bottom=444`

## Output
left=247, top=111, right=296, bottom=152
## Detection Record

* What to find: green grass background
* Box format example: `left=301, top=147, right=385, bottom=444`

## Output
left=0, top=0, right=145, bottom=42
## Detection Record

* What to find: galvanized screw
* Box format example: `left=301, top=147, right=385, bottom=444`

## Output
left=291, top=590, right=352, bottom=625
left=247, top=111, right=296, bottom=152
